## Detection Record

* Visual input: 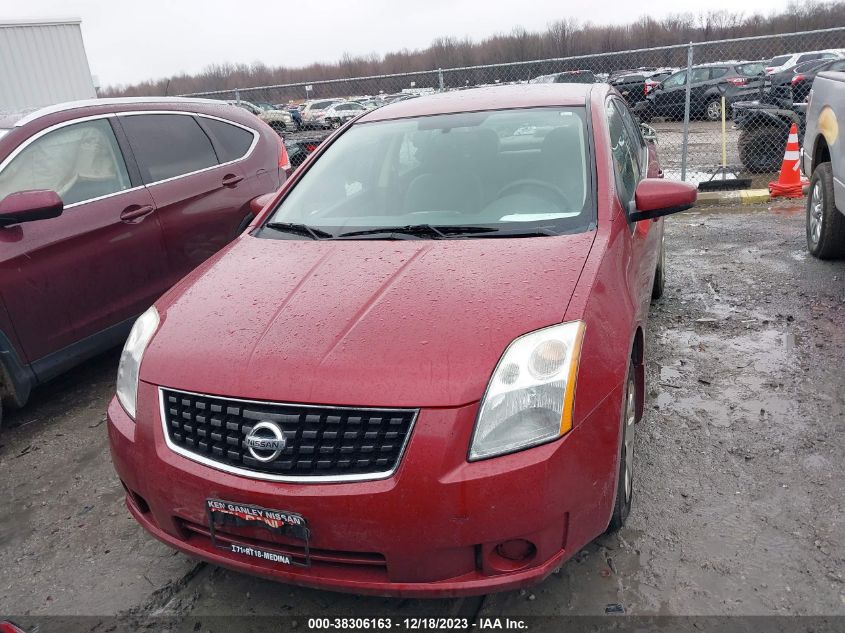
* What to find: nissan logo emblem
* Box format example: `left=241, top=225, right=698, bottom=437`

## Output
left=243, top=421, right=287, bottom=462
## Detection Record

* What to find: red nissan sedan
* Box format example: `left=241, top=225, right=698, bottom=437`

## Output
left=107, top=83, right=696, bottom=597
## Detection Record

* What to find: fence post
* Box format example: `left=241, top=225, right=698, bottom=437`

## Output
left=438, top=68, right=445, bottom=92
left=680, top=42, right=694, bottom=182
left=235, top=89, right=240, bottom=104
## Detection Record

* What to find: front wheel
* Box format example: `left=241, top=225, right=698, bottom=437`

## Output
left=807, top=162, right=845, bottom=259
left=606, top=361, right=637, bottom=533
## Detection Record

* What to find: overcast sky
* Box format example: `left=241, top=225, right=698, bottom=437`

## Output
left=7, top=0, right=793, bottom=87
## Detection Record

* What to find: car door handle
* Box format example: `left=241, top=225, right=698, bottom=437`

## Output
left=222, top=174, right=244, bottom=187
left=120, top=204, right=155, bottom=223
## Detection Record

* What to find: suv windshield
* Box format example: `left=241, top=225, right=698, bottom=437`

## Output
left=263, top=107, right=593, bottom=239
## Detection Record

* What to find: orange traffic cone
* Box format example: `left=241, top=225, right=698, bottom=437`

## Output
left=769, top=123, right=809, bottom=199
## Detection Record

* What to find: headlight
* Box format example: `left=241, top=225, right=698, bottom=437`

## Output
left=469, top=321, right=585, bottom=461
left=116, top=306, right=160, bottom=419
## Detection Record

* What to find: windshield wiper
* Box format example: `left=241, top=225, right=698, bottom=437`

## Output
left=477, top=226, right=563, bottom=237
left=335, top=224, right=498, bottom=239
left=264, top=222, right=334, bottom=240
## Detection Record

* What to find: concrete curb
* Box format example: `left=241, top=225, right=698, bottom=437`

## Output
left=696, top=188, right=772, bottom=205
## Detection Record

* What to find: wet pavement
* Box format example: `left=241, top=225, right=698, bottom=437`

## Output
left=0, top=202, right=843, bottom=628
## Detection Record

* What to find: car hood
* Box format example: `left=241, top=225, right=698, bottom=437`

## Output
left=142, top=232, right=595, bottom=408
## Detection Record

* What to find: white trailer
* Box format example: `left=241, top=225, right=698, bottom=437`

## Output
left=0, top=18, right=96, bottom=112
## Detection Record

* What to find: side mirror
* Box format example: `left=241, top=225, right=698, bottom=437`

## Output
left=629, top=179, right=697, bottom=222
left=249, top=192, right=276, bottom=216
left=0, top=190, right=63, bottom=227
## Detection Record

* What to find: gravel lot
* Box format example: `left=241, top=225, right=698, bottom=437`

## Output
left=1, top=201, right=843, bottom=631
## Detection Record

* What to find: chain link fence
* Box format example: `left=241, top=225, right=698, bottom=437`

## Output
left=184, top=27, right=845, bottom=189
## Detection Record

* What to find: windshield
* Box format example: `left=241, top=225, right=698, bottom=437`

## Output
left=263, top=107, right=593, bottom=238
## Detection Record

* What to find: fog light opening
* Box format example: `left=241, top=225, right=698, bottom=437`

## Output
left=121, top=480, right=150, bottom=514
left=495, top=539, right=537, bottom=562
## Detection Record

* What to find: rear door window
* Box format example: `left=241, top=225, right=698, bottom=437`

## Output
left=690, top=68, right=711, bottom=83
left=709, top=67, right=729, bottom=79
left=196, top=117, right=255, bottom=163
left=120, top=114, right=219, bottom=184
left=0, top=118, right=131, bottom=206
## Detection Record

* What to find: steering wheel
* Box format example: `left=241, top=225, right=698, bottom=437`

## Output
left=495, top=179, right=571, bottom=209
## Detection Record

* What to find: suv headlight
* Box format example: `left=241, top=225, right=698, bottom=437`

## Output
left=469, top=321, right=585, bottom=461
left=116, top=306, right=160, bottom=419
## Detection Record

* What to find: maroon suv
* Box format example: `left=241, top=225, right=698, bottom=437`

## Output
left=0, top=97, right=287, bottom=429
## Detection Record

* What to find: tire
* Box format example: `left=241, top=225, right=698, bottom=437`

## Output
left=705, top=98, right=722, bottom=122
left=806, top=162, right=845, bottom=259
left=234, top=213, right=254, bottom=239
left=636, top=105, right=653, bottom=124
left=704, top=99, right=722, bottom=121
left=606, top=360, right=637, bottom=533
left=738, top=125, right=788, bottom=173
left=651, top=234, right=665, bottom=301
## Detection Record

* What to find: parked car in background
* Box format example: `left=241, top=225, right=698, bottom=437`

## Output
left=107, top=83, right=696, bottom=597
left=771, top=57, right=845, bottom=103
left=228, top=99, right=295, bottom=133
left=609, top=68, right=674, bottom=106
left=801, top=70, right=845, bottom=259
left=357, top=97, right=386, bottom=110
left=529, top=70, right=597, bottom=84
left=322, top=101, right=368, bottom=128
left=635, top=61, right=766, bottom=121
left=387, top=93, right=419, bottom=103
left=0, top=97, right=286, bottom=430
left=301, top=99, right=345, bottom=129
left=765, top=50, right=844, bottom=75
left=283, top=134, right=325, bottom=174
left=382, top=93, right=413, bottom=103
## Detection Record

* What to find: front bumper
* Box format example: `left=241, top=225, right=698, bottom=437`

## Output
left=108, top=381, right=622, bottom=597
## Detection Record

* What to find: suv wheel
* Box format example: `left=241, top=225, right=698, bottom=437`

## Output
left=705, top=98, right=722, bottom=121
left=807, top=162, right=845, bottom=259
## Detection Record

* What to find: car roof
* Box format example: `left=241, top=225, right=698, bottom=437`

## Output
left=5, top=96, right=233, bottom=128
left=360, top=84, right=596, bottom=123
